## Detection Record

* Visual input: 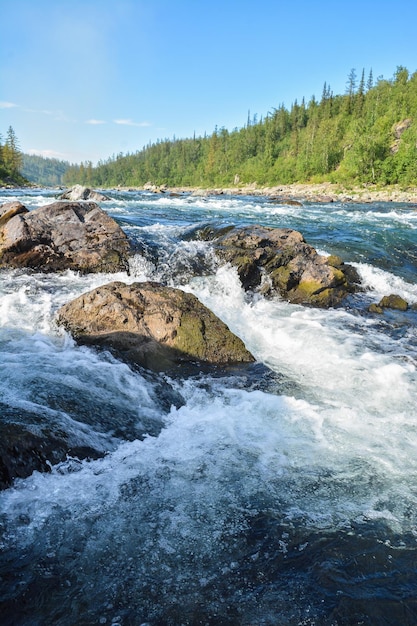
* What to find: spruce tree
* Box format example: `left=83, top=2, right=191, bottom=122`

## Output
left=4, top=126, right=23, bottom=175
left=366, top=68, right=374, bottom=91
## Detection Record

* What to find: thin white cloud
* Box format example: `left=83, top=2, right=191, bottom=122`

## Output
left=0, top=101, right=19, bottom=109
left=86, top=119, right=107, bottom=125
left=14, top=106, right=75, bottom=123
left=0, top=101, right=76, bottom=123
left=25, top=107, right=56, bottom=115
left=113, top=118, right=151, bottom=127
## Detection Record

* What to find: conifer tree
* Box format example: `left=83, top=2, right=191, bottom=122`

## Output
left=0, top=132, right=4, bottom=169
left=355, top=69, right=366, bottom=115
left=4, top=126, right=23, bottom=175
left=366, top=68, right=374, bottom=91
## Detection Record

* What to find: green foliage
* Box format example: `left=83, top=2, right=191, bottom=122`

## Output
left=21, top=154, right=72, bottom=187
left=0, top=126, right=27, bottom=185
left=63, top=65, right=417, bottom=189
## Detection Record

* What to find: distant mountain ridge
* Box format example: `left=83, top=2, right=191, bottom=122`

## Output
left=21, top=154, right=72, bottom=187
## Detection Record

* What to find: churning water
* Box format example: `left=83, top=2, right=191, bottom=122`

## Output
left=1, top=189, right=417, bottom=625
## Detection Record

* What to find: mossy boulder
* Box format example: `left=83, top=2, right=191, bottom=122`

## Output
left=378, top=294, right=408, bottom=311
left=57, top=281, right=254, bottom=371
left=368, top=303, right=384, bottom=314
left=211, top=225, right=360, bottom=307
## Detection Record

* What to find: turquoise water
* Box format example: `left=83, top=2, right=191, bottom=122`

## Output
left=0, top=189, right=417, bottom=625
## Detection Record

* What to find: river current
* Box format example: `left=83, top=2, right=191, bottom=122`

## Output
left=1, top=188, right=417, bottom=625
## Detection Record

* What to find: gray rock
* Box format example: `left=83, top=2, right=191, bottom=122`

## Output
left=58, top=184, right=111, bottom=201
left=57, top=281, right=255, bottom=371
left=210, top=225, right=360, bottom=307
left=0, top=200, right=28, bottom=226
left=0, top=200, right=130, bottom=273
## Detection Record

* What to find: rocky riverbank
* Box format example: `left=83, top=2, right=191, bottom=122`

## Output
left=138, top=182, right=417, bottom=204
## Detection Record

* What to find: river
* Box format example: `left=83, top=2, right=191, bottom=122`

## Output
left=1, top=188, right=417, bottom=625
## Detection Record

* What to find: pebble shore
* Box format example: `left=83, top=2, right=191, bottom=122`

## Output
left=167, top=182, right=417, bottom=203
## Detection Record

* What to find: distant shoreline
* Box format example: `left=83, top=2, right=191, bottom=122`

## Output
left=119, top=182, right=417, bottom=204
left=2, top=182, right=417, bottom=204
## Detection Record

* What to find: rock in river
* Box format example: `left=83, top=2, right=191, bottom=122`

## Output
left=57, top=281, right=255, bottom=371
left=0, top=420, right=103, bottom=490
left=0, top=200, right=130, bottom=273
left=58, top=184, right=111, bottom=201
left=211, top=225, right=360, bottom=307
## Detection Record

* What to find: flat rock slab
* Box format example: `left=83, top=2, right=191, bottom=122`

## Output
left=0, top=200, right=130, bottom=273
left=57, top=281, right=255, bottom=371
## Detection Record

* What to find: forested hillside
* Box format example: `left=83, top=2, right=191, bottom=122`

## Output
left=21, top=154, right=71, bottom=187
left=64, top=66, right=417, bottom=189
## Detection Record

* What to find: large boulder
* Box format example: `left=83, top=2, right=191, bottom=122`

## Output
left=210, top=225, right=360, bottom=307
left=57, top=281, right=255, bottom=371
left=58, top=184, right=111, bottom=201
left=0, top=200, right=130, bottom=273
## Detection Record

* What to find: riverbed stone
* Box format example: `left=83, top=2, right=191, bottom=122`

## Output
left=209, top=225, right=360, bottom=307
left=368, top=303, right=384, bottom=314
left=378, top=294, right=408, bottom=311
left=58, top=184, right=111, bottom=201
left=0, top=200, right=130, bottom=272
left=57, top=281, right=255, bottom=371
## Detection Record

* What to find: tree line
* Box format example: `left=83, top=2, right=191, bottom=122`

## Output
left=21, top=154, right=71, bottom=187
left=63, top=66, right=417, bottom=189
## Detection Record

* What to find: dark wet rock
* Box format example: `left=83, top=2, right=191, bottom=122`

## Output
left=0, top=200, right=130, bottom=273
left=378, top=294, right=408, bottom=311
left=268, top=196, right=303, bottom=206
left=0, top=420, right=104, bottom=490
left=0, top=370, right=183, bottom=489
left=57, top=281, right=255, bottom=371
left=210, top=225, right=360, bottom=307
left=58, top=184, right=111, bottom=201
left=183, top=223, right=235, bottom=242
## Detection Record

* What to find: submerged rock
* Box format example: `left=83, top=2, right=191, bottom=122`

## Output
left=268, top=196, right=303, bottom=206
left=58, top=184, right=111, bottom=201
left=209, top=225, right=360, bottom=307
left=57, top=281, right=255, bottom=371
left=368, top=303, right=384, bottom=314
left=0, top=419, right=104, bottom=490
left=0, top=200, right=130, bottom=273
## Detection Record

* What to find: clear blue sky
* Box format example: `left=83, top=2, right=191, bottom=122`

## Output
left=1, top=0, right=416, bottom=165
